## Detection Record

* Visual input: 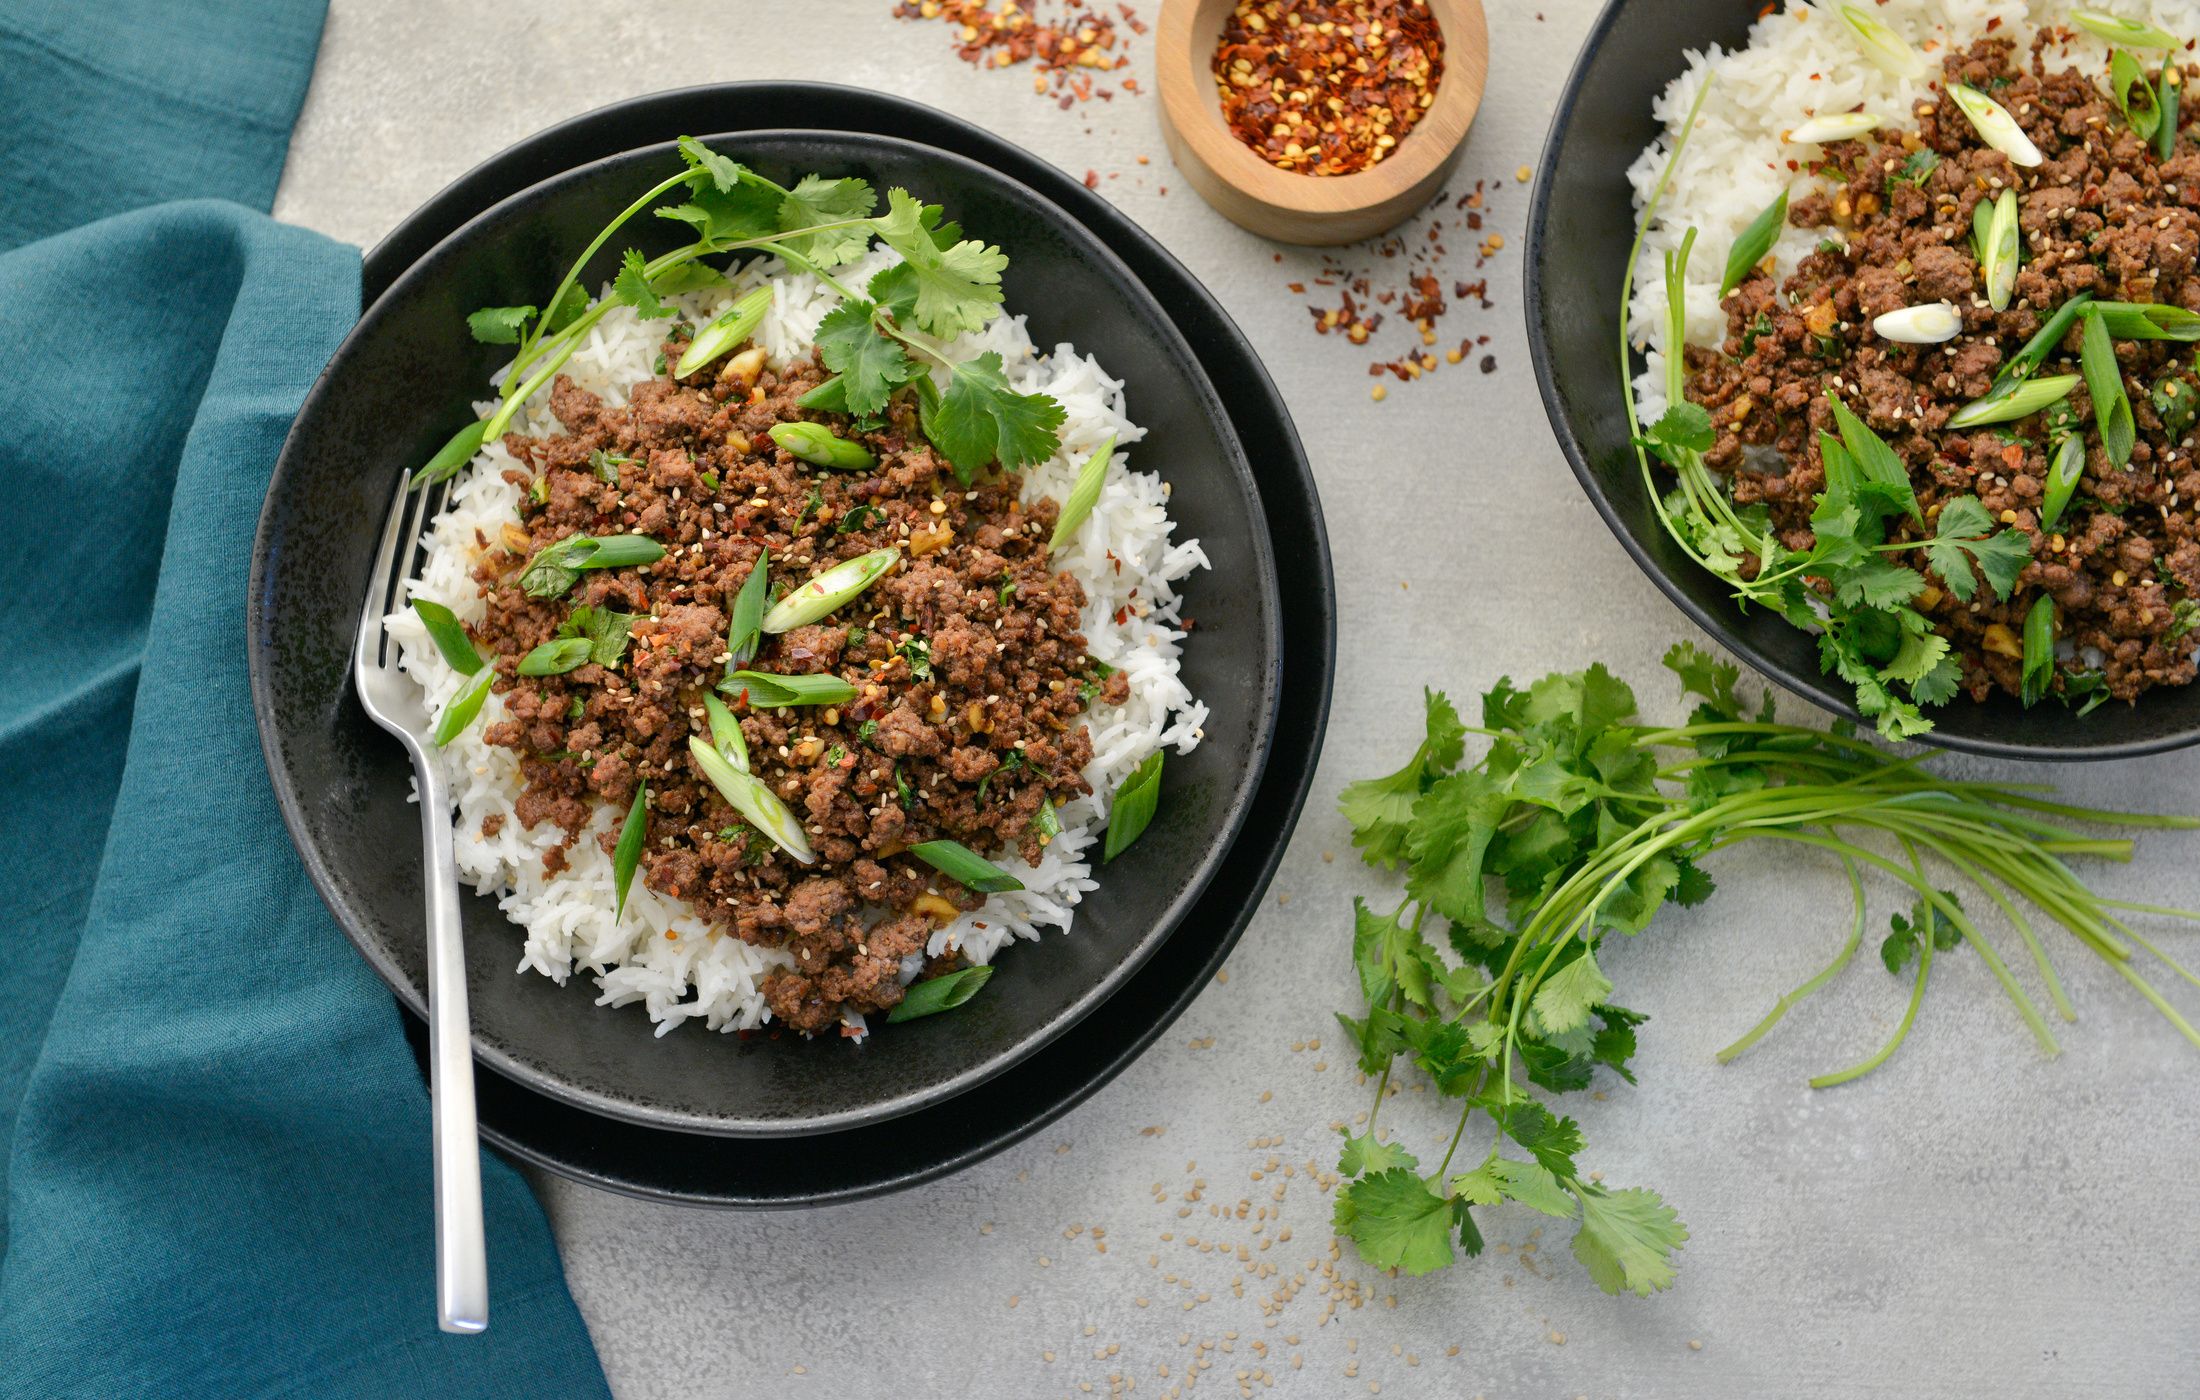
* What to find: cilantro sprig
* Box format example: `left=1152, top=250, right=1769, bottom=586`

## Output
left=1330, top=645, right=2200, bottom=1295
left=424, top=138, right=1063, bottom=488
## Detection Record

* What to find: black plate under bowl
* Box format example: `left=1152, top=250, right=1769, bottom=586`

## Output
left=350, top=83, right=1331, bottom=1205
left=1526, top=0, right=2200, bottom=760
left=252, top=128, right=1284, bottom=1137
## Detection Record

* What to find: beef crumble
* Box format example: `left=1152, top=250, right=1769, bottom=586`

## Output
left=462, top=322, right=1124, bottom=1035
left=1685, top=34, right=2200, bottom=706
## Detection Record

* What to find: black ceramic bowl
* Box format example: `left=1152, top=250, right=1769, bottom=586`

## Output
left=1526, top=0, right=2200, bottom=760
left=251, top=131, right=1282, bottom=1136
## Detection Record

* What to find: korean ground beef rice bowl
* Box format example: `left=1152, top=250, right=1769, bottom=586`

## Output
left=1627, top=2, right=2200, bottom=738
left=384, top=147, right=1208, bottom=1039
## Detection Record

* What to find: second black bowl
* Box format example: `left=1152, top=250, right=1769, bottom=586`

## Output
left=1525, top=0, right=2200, bottom=760
left=251, top=131, right=1281, bottom=1134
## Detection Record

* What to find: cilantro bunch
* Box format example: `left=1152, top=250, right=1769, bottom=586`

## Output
left=1329, top=644, right=2199, bottom=1295
left=420, top=136, right=1062, bottom=487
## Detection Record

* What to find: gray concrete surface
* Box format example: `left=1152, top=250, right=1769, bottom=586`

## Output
left=276, top=2, right=2200, bottom=1395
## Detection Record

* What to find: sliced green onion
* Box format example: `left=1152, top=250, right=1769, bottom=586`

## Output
left=1049, top=433, right=1117, bottom=551
left=518, top=533, right=667, bottom=599
left=687, top=734, right=814, bottom=864
left=1032, top=799, right=1062, bottom=842
left=1872, top=302, right=1961, bottom=344
left=674, top=286, right=772, bottom=378
left=612, top=782, right=649, bottom=921
left=2159, top=62, right=2182, bottom=162
left=1970, top=198, right=1993, bottom=263
left=410, top=599, right=483, bottom=675
left=1995, top=294, right=2093, bottom=389
left=2088, top=301, right=2200, bottom=341
left=2110, top=47, right=2163, bottom=141
left=516, top=637, right=595, bottom=676
left=2072, top=8, right=2180, bottom=48
left=431, top=667, right=496, bottom=747
left=2040, top=435, right=2087, bottom=533
left=726, top=549, right=770, bottom=667
left=415, top=418, right=491, bottom=489
left=760, top=547, right=899, bottom=633
left=1947, top=84, right=2044, bottom=167
left=1983, top=189, right=2019, bottom=312
left=1837, top=4, right=1926, bottom=79
left=2080, top=309, right=2136, bottom=467
left=1719, top=191, right=1789, bottom=298
left=719, top=670, right=857, bottom=707
left=770, top=421, right=876, bottom=471
left=909, top=838, right=1026, bottom=894
left=701, top=692, right=751, bottom=770
left=1102, top=750, right=1164, bottom=863
left=2020, top=594, right=2056, bottom=707
left=1947, top=373, right=2081, bottom=428
left=887, top=964, right=994, bottom=1023
left=1785, top=114, right=1879, bottom=145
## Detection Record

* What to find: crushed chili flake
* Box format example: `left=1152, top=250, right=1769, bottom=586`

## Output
left=1287, top=177, right=1504, bottom=385
left=1211, top=0, right=1444, bottom=177
left=891, top=0, right=1142, bottom=102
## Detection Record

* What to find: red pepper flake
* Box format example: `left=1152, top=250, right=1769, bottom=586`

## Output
left=891, top=0, right=1143, bottom=103
left=1289, top=177, right=1505, bottom=388
left=1084, top=169, right=1101, bottom=189
left=1211, top=0, right=1444, bottom=177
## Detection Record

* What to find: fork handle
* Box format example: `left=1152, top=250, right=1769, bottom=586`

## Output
left=416, top=758, right=488, bottom=1333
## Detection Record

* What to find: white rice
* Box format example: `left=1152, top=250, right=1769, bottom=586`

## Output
left=382, top=246, right=1209, bottom=1037
left=1629, top=0, right=2200, bottom=413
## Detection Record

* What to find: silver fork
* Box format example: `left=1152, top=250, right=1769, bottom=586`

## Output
left=355, top=468, right=489, bottom=1335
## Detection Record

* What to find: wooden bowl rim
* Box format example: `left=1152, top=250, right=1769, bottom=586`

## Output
left=1156, top=0, right=1488, bottom=216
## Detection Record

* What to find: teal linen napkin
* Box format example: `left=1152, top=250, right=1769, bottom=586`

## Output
left=0, top=2, right=609, bottom=1395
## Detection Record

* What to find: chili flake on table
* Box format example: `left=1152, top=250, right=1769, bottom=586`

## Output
left=891, top=0, right=1146, bottom=104
left=1211, top=0, right=1444, bottom=176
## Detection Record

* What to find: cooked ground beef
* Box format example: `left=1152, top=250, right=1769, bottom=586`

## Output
left=1685, top=34, right=2200, bottom=706
left=462, top=321, right=1120, bottom=1035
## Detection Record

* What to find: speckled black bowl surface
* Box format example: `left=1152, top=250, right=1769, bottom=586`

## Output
left=1526, top=0, right=2200, bottom=759
left=251, top=127, right=1284, bottom=1138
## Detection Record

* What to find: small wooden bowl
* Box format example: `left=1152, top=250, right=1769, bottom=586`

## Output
left=1155, top=0, right=1488, bottom=246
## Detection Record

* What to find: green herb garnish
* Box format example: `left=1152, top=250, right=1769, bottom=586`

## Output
left=836, top=503, right=887, bottom=534
left=1102, top=750, right=1163, bottom=863
left=1922, top=497, right=2031, bottom=603
left=590, top=448, right=634, bottom=484
left=674, top=285, right=772, bottom=378
left=759, top=548, right=899, bottom=633
left=898, top=636, right=933, bottom=680
left=431, top=668, right=496, bottom=747
left=909, top=838, right=1025, bottom=893
left=2081, top=307, right=2136, bottom=467
left=2020, top=594, right=2056, bottom=707
left=1718, top=190, right=1787, bottom=297
left=1048, top=433, right=1117, bottom=552
left=771, top=421, right=876, bottom=472
left=518, top=533, right=666, bottom=599
left=702, top=691, right=751, bottom=770
left=612, top=782, right=649, bottom=921
left=888, top=964, right=994, bottom=1022
left=516, top=637, right=596, bottom=676
left=2040, top=435, right=2088, bottom=533
left=556, top=605, right=636, bottom=668
left=719, top=670, right=857, bottom=707
left=687, top=734, right=814, bottom=863
left=411, top=599, right=483, bottom=675
left=726, top=550, right=770, bottom=668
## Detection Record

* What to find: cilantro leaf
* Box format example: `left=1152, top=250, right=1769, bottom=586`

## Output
left=1403, top=768, right=1509, bottom=926
left=1489, top=1157, right=1577, bottom=1217
left=1338, top=1130, right=1417, bottom=1178
left=1923, top=496, right=2032, bottom=602
left=613, top=249, right=672, bottom=320
left=467, top=304, right=536, bottom=344
left=1339, top=689, right=1467, bottom=868
left=777, top=173, right=878, bottom=267
left=1832, top=556, right=1927, bottom=609
left=1530, top=945, right=1612, bottom=1037
left=1333, top=1170, right=1456, bottom=1277
left=813, top=300, right=918, bottom=415
left=1353, top=898, right=1440, bottom=1011
left=874, top=187, right=1009, bottom=337
left=556, top=605, right=636, bottom=669
left=1641, top=401, right=1714, bottom=458
left=1571, top=1187, right=1688, bottom=1297
left=921, top=351, right=1066, bottom=481
left=677, top=135, right=747, bottom=192
left=1483, top=1098, right=1584, bottom=1177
